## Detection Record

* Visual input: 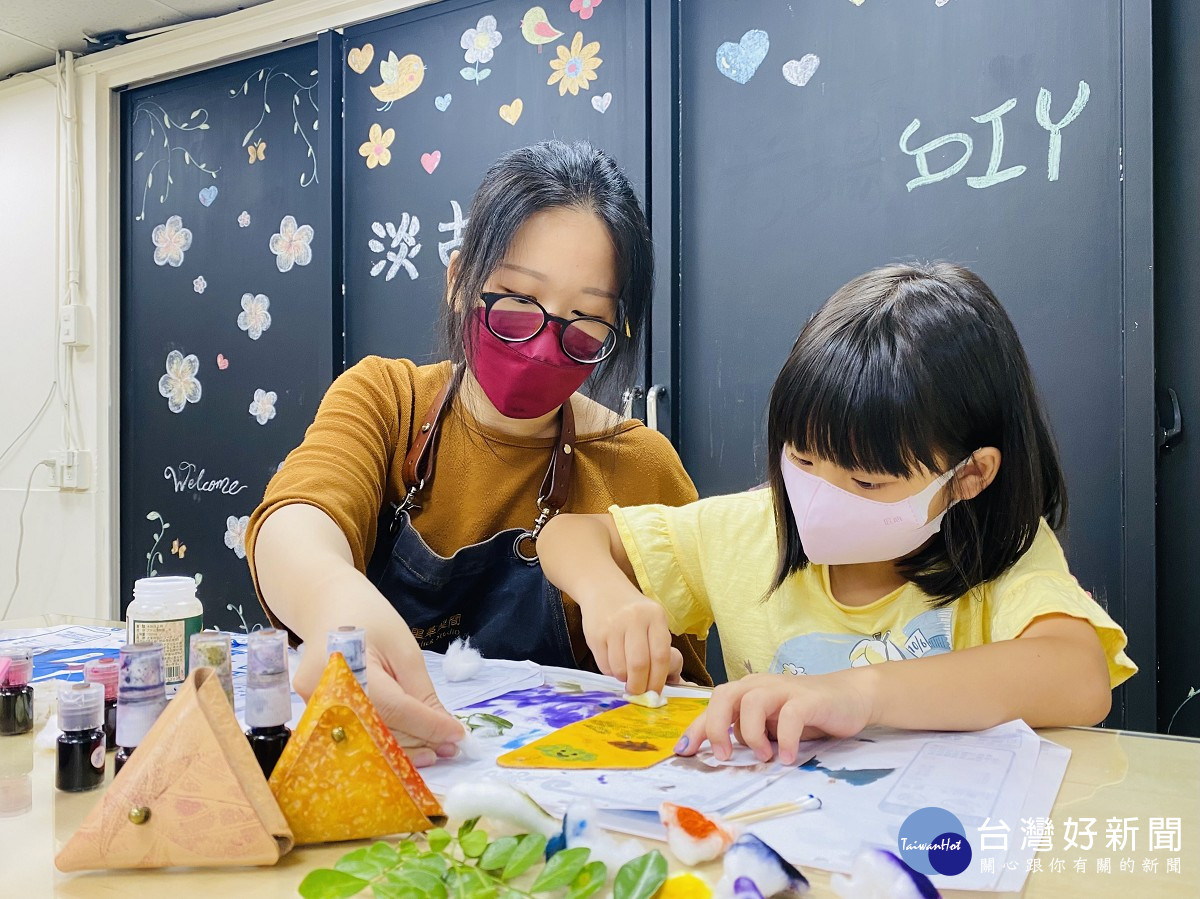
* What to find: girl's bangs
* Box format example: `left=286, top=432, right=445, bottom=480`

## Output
left=776, top=326, right=948, bottom=479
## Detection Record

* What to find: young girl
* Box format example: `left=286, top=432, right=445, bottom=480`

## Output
left=539, top=262, right=1136, bottom=764
left=248, top=142, right=710, bottom=765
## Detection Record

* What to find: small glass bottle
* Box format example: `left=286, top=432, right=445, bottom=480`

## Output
left=83, top=657, right=119, bottom=751
left=114, top=643, right=167, bottom=777
left=56, top=682, right=106, bottom=793
left=126, top=576, right=203, bottom=696
left=0, top=651, right=34, bottom=736
left=189, top=631, right=233, bottom=705
left=245, top=629, right=292, bottom=778
left=327, top=626, right=368, bottom=694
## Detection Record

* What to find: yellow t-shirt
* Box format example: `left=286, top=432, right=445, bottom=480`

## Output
left=611, top=488, right=1136, bottom=688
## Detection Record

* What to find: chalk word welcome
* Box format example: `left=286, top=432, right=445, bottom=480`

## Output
left=900, top=81, right=1090, bottom=192
left=164, top=460, right=249, bottom=495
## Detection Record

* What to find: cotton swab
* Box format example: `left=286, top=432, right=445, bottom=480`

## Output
left=726, top=793, right=822, bottom=825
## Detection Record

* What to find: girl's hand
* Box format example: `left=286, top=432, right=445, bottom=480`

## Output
left=579, top=587, right=676, bottom=695
left=675, top=671, right=878, bottom=764
left=292, top=629, right=465, bottom=767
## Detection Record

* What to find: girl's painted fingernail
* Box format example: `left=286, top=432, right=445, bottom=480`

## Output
left=674, top=735, right=689, bottom=754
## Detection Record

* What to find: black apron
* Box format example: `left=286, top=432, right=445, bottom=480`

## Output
left=365, top=374, right=578, bottom=668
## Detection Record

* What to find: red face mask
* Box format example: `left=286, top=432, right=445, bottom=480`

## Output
left=466, top=310, right=596, bottom=419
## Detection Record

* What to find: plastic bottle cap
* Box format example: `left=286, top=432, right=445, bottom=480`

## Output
left=246, top=629, right=291, bottom=728
left=59, top=681, right=104, bottom=731
left=132, top=575, right=198, bottom=602
left=84, top=657, right=119, bottom=701
left=327, top=626, right=366, bottom=672
left=0, top=650, right=32, bottom=687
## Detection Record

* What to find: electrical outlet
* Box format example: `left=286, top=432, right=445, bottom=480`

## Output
left=59, top=304, right=93, bottom=348
left=52, top=450, right=92, bottom=491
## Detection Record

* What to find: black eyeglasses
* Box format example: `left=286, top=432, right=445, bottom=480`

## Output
left=479, top=292, right=618, bottom=364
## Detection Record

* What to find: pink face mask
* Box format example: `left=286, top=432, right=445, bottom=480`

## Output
left=467, top=310, right=596, bottom=419
left=780, top=451, right=970, bottom=565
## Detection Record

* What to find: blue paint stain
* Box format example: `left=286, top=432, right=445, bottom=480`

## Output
left=799, top=756, right=895, bottom=786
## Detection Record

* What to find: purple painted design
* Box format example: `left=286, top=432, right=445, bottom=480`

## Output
left=464, top=684, right=627, bottom=729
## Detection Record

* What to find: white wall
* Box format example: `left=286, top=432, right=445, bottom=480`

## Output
left=0, top=0, right=426, bottom=623
left=0, top=77, right=107, bottom=620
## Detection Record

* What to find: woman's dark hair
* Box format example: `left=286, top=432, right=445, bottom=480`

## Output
left=765, top=262, right=1067, bottom=605
left=440, top=140, right=652, bottom=412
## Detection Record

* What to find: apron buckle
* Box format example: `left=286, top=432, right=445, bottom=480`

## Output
left=390, top=483, right=424, bottom=533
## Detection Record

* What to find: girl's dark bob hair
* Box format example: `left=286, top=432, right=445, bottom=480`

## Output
left=766, top=262, right=1067, bottom=605
left=439, top=140, right=652, bottom=412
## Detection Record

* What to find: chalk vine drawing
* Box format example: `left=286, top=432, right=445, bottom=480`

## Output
left=230, top=65, right=320, bottom=187
left=129, top=101, right=218, bottom=222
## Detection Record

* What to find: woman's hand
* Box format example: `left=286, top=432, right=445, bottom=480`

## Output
left=674, top=671, right=877, bottom=764
left=579, top=587, right=677, bottom=695
left=292, top=626, right=465, bottom=767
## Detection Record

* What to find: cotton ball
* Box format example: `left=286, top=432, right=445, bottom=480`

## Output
left=442, top=780, right=560, bottom=837
left=443, top=637, right=483, bottom=682
left=622, top=690, right=667, bottom=708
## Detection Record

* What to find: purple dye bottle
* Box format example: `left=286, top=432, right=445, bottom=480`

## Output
left=0, top=651, right=34, bottom=736
left=83, top=657, right=119, bottom=751
left=56, top=682, right=106, bottom=792
left=244, top=629, right=291, bottom=778
left=114, top=643, right=166, bottom=777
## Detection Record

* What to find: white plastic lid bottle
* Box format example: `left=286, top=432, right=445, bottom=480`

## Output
left=126, top=577, right=203, bottom=696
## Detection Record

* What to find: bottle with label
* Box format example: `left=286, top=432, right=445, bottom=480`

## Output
left=0, top=651, right=34, bottom=736
left=83, top=658, right=118, bottom=751
left=127, top=576, right=202, bottom=696
left=56, top=682, right=106, bottom=793
left=245, top=629, right=292, bottom=778
left=114, top=643, right=167, bottom=777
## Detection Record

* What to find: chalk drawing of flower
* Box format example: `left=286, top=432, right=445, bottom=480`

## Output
left=269, top=215, right=313, bottom=272
left=237, top=292, right=272, bottom=340
left=249, top=387, right=277, bottom=425
left=461, top=15, right=502, bottom=65
left=224, top=514, right=250, bottom=559
left=157, top=350, right=202, bottom=413
left=548, top=31, right=602, bottom=96
left=238, top=210, right=251, bottom=228
left=151, top=214, right=192, bottom=267
left=570, top=0, right=603, bottom=21
left=193, top=275, right=207, bottom=294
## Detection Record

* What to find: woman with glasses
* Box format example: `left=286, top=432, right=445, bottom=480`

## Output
left=246, top=141, right=710, bottom=763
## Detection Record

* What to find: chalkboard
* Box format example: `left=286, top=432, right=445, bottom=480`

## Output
left=341, top=0, right=648, bottom=367
left=670, top=1, right=1154, bottom=723
left=120, top=42, right=335, bottom=633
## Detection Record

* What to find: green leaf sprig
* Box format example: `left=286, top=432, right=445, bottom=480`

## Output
left=297, top=818, right=668, bottom=899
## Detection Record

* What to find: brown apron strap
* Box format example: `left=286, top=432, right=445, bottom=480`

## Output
left=401, top=375, right=456, bottom=491
left=400, top=369, right=576, bottom=515
left=537, top=396, right=575, bottom=513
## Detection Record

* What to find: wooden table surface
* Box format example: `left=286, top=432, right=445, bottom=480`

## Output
left=2, top=617, right=1197, bottom=896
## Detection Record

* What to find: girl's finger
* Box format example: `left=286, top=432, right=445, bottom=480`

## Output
left=645, top=622, right=673, bottom=695
left=774, top=702, right=807, bottom=765
left=676, top=710, right=708, bottom=756
left=623, top=630, right=650, bottom=695
left=665, top=647, right=685, bottom=684
left=703, top=685, right=743, bottom=760
left=737, top=692, right=775, bottom=762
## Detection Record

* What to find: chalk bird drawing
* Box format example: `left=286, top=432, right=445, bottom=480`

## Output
left=521, top=7, right=563, bottom=52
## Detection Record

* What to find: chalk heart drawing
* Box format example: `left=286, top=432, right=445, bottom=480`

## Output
left=421, top=150, right=442, bottom=174
left=198, top=185, right=218, bottom=206
left=348, top=43, right=374, bottom=74
left=216, top=353, right=229, bottom=370
left=848, top=0, right=865, bottom=6
left=591, top=91, right=612, bottom=114
left=782, top=54, right=820, bottom=87
left=499, top=98, right=524, bottom=125
left=716, top=29, right=769, bottom=84
left=435, top=93, right=452, bottom=111
left=935, top=0, right=951, bottom=6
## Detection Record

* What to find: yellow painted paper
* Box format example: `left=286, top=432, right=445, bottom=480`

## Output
left=497, top=697, right=708, bottom=769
